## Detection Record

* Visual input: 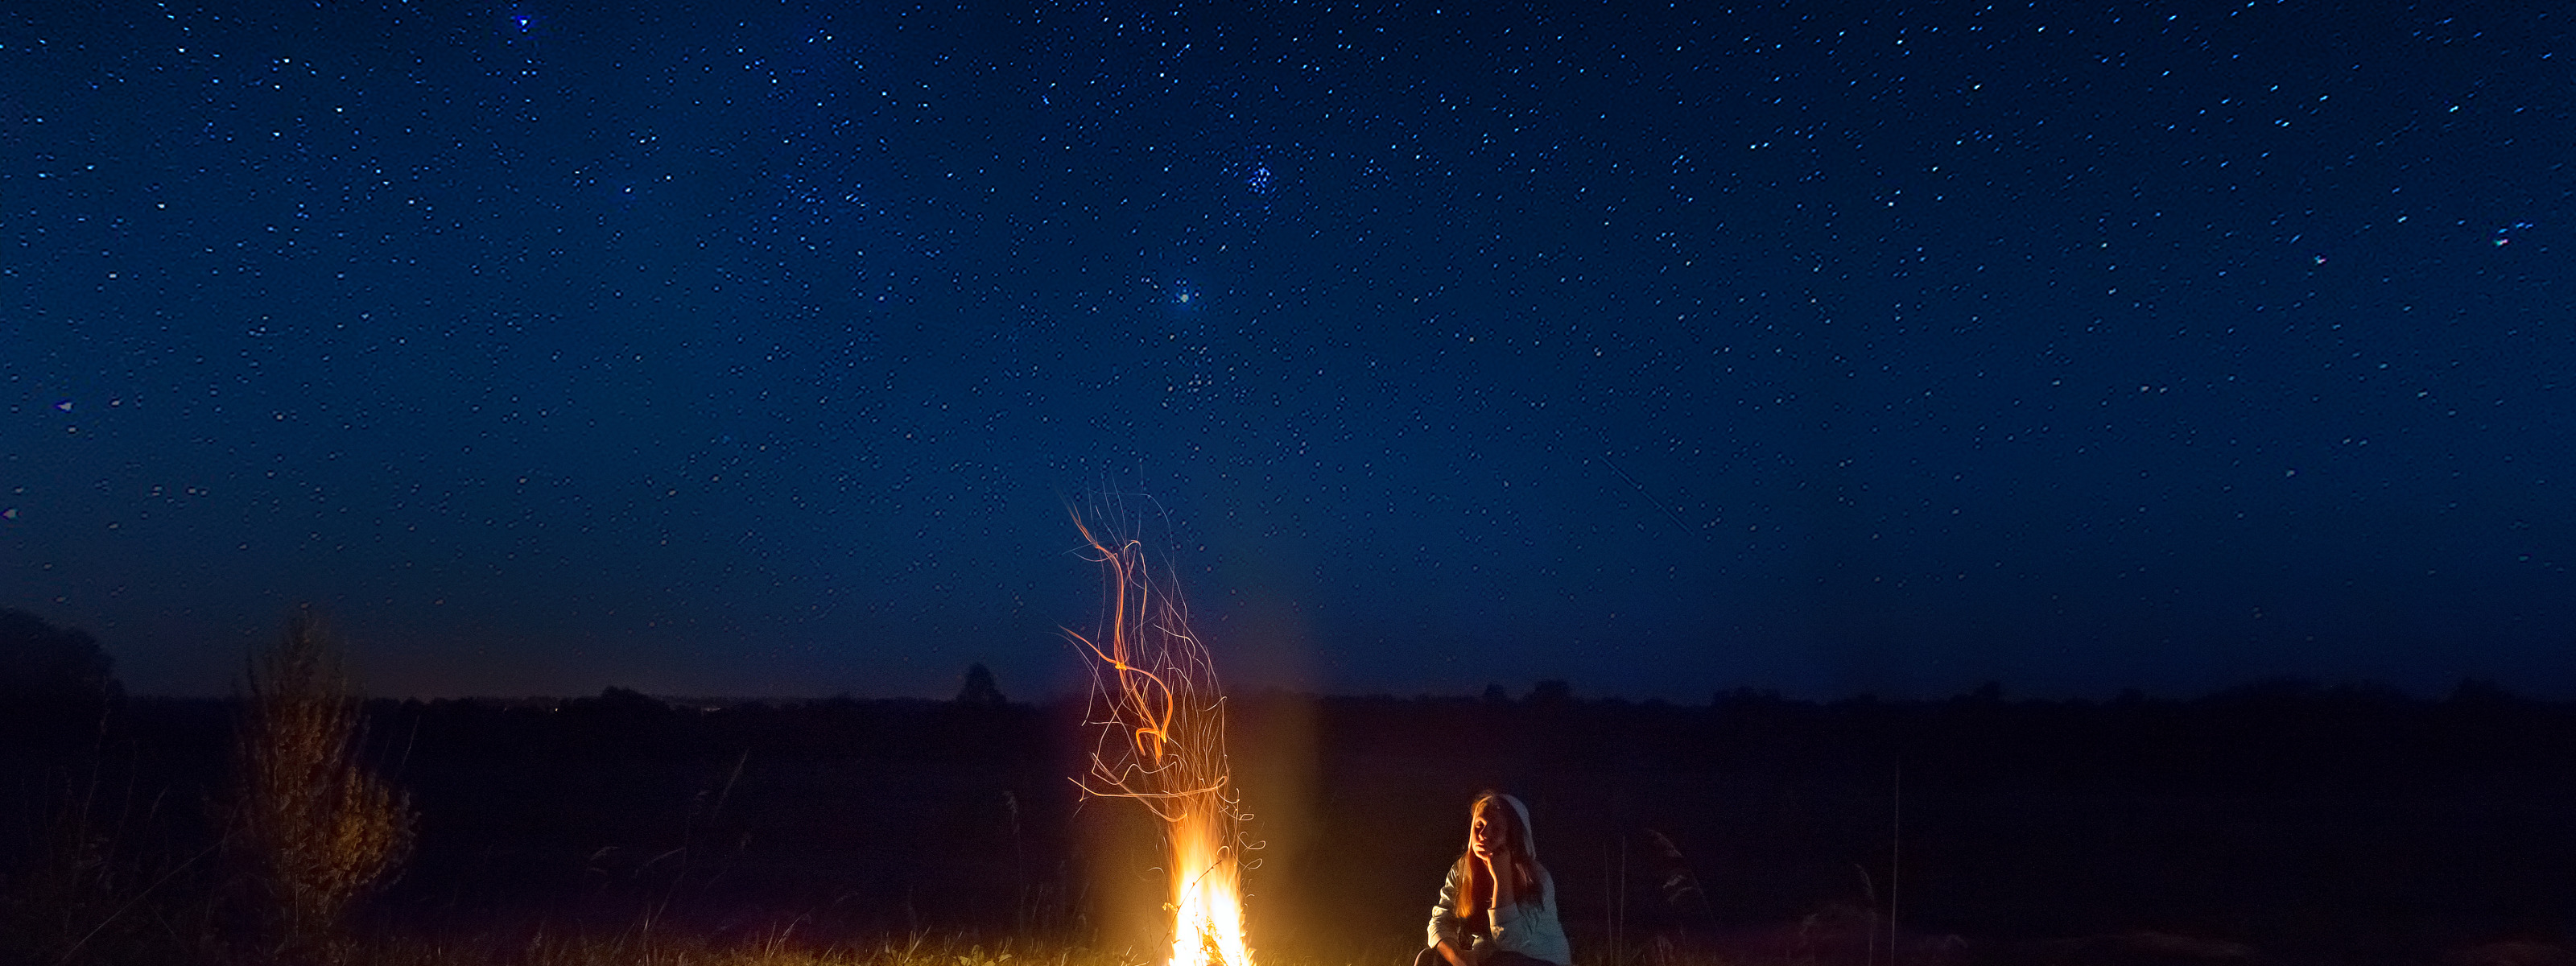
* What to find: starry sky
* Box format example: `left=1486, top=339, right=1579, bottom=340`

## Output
left=6, top=0, right=2570, bottom=700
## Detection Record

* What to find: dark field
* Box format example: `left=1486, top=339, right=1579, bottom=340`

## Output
left=6, top=683, right=2574, bottom=966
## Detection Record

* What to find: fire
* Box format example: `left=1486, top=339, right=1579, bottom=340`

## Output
left=1067, top=511, right=1256, bottom=966
left=1165, top=809, right=1253, bottom=966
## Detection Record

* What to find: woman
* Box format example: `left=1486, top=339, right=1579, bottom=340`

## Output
left=1419, top=791, right=1571, bottom=966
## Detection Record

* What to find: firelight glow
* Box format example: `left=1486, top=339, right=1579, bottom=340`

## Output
left=1067, top=511, right=1256, bottom=966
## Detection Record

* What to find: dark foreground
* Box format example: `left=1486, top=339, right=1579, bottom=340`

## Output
left=5, top=683, right=2573, bottom=966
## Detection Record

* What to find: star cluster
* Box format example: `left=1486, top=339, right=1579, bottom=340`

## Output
left=3, top=0, right=2570, bottom=698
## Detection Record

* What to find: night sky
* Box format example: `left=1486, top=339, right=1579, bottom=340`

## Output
left=6, top=1, right=2570, bottom=700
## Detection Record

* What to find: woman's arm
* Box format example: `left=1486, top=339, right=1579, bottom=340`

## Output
left=1487, top=853, right=1517, bottom=913
left=1485, top=865, right=1571, bottom=966
left=1428, top=861, right=1473, bottom=965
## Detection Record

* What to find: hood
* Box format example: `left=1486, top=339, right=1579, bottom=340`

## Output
left=1497, top=793, right=1538, bottom=861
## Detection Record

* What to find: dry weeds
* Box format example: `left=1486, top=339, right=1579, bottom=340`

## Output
left=224, top=608, right=416, bottom=964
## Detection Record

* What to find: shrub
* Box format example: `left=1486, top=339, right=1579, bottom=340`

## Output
left=223, top=609, right=415, bottom=964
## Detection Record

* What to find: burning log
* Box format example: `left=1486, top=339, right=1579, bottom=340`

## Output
left=1067, top=510, right=1256, bottom=966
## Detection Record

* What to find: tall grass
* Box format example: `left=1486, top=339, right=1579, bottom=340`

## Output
left=358, top=930, right=1418, bottom=966
left=0, top=716, right=219, bottom=964
left=223, top=608, right=415, bottom=964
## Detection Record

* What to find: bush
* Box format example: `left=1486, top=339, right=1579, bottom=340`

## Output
left=222, top=609, right=415, bottom=965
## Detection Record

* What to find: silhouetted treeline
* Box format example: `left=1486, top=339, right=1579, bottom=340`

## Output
left=1313, top=679, right=2576, bottom=792
left=6, top=675, right=2574, bottom=961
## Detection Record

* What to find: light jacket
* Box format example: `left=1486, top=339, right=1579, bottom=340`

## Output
left=1425, top=795, right=1572, bottom=966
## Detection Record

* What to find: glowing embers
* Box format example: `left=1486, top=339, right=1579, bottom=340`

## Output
left=1067, top=512, right=1255, bottom=966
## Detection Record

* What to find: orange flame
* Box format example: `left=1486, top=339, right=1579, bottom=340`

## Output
left=1068, top=510, right=1256, bottom=966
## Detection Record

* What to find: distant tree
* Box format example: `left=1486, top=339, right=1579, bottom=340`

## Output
left=1527, top=679, right=1573, bottom=708
left=1481, top=683, right=1511, bottom=704
left=2449, top=678, right=2517, bottom=706
left=1714, top=687, right=1785, bottom=707
left=2208, top=678, right=2320, bottom=705
left=956, top=663, right=1006, bottom=707
left=576, top=686, right=672, bottom=716
left=0, top=608, right=122, bottom=704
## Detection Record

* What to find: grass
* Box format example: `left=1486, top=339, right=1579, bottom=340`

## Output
left=333, top=927, right=1821, bottom=966
left=354, top=930, right=1425, bottom=966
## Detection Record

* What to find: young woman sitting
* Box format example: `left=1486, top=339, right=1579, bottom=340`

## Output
left=1417, top=791, right=1571, bottom=966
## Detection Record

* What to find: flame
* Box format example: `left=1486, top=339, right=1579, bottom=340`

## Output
left=1067, top=509, right=1256, bottom=966
left=1166, top=808, right=1253, bottom=966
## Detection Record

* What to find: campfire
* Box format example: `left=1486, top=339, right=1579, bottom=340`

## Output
left=1067, top=513, right=1257, bottom=966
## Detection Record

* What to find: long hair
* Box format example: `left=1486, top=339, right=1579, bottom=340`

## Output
left=1451, top=790, right=1544, bottom=927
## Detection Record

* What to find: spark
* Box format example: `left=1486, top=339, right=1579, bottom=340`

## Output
left=1067, top=504, right=1256, bottom=966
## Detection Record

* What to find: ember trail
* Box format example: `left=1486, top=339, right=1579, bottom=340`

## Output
left=1067, top=510, right=1257, bottom=966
